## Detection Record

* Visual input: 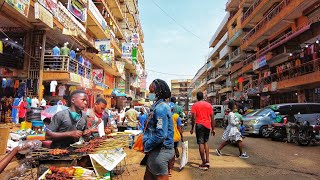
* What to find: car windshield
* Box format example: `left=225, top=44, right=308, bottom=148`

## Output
left=255, top=108, right=272, bottom=116
left=245, top=109, right=260, bottom=116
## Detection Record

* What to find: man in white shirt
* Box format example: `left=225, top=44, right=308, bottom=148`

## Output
left=41, top=98, right=47, bottom=109
left=31, top=96, right=39, bottom=108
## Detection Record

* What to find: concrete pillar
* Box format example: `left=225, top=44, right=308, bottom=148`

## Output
left=38, top=31, right=46, bottom=100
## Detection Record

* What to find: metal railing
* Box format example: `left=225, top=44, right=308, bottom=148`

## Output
left=241, top=0, right=262, bottom=23
left=43, top=55, right=92, bottom=79
left=252, top=58, right=320, bottom=88
left=229, top=47, right=241, bottom=60
left=242, top=0, right=292, bottom=44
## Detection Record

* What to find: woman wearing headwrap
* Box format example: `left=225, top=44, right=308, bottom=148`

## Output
left=143, top=79, right=174, bottom=180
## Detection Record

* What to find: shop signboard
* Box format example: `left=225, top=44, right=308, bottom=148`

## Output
left=131, top=33, right=139, bottom=45
left=92, top=69, right=104, bottom=83
left=115, top=61, right=125, bottom=74
left=131, top=48, right=137, bottom=64
left=0, top=41, right=3, bottom=54
left=118, top=80, right=125, bottom=93
left=5, top=0, right=30, bottom=17
left=140, top=77, right=147, bottom=92
left=67, top=0, right=87, bottom=22
left=253, top=55, right=267, bottom=71
left=88, top=0, right=107, bottom=30
left=262, top=85, right=269, bottom=93
left=121, top=43, right=132, bottom=59
left=34, top=2, right=54, bottom=29
left=95, top=40, right=110, bottom=53
left=0, top=68, right=14, bottom=76
left=37, top=0, right=57, bottom=14
left=271, top=82, right=277, bottom=92
left=70, top=73, right=82, bottom=84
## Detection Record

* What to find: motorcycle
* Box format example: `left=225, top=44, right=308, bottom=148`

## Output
left=270, top=122, right=287, bottom=141
left=293, top=119, right=320, bottom=146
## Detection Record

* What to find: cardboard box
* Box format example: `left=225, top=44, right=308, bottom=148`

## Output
left=0, top=127, right=10, bottom=155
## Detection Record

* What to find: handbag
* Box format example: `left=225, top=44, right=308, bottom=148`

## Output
left=133, top=112, right=153, bottom=152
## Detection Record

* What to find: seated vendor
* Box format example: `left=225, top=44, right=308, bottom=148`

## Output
left=46, top=90, right=91, bottom=148
left=86, top=98, right=110, bottom=137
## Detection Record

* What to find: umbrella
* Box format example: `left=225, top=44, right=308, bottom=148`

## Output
left=41, top=105, right=69, bottom=120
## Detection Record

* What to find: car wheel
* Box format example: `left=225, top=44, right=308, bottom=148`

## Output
left=259, top=126, right=269, bottom=138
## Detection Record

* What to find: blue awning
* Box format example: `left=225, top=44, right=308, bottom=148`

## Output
left=112, top=89, right=126, bottom=97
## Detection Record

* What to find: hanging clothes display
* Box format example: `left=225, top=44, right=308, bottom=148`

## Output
left=50, top=80, right=58, bottom=96
left=58, top=85, right=66, bottom=96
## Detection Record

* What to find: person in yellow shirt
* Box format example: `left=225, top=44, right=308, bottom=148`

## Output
left=122, top=103, right=140, bottom=148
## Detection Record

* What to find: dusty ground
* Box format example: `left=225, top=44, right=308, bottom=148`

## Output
left=123, top=128, right=320, bottom=180
left=0, top=128, right=319, bottom=180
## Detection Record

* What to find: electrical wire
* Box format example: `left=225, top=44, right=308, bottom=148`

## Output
left=150, top=0, right=203, bottom=41
left=145, top=68, right=193, bottom=77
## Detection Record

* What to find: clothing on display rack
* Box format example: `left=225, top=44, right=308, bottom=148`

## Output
left=50, top=81, right=58, bottom=92
left=58, top=85, right=66, bottom=96
left=33, top=79, right=38, bottom=94
left=61, top=43, right=70, bottom=56
left=52, top=46, right=60, bottom=57
left=31, top=97, right=39, bottom=108
left=17, top=82, right=26, bottom=98
left=70, top=50, right=76, bottom=59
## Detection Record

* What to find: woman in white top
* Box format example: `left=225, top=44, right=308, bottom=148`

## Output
left=215, top=100, right=249, bottom=158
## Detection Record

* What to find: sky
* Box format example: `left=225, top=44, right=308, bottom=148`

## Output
left=139, top=0, right=227, bottom=88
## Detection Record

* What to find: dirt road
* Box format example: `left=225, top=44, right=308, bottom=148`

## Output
left=123, top=128, right=320, bottom=180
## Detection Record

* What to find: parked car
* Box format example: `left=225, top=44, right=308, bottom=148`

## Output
left=243, top=103, right=320, bottom=137
left=213, top=105, right=228, bottom=128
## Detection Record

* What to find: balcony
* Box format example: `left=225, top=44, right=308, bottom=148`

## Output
left=219, top=45, right=229, bottom=60
left=87, top=0, right=110, bottom=39
left=227, top=29, right=243, bottom=47
left=107, top=0, right=124, bottom=20
left=231, top=61, right=244, bottom=74
left=207, top=77, right=216, bottom=85
left=191, top=64, right=207, bottom=85
left=229, top=48, right=245, bottom=63
left=138, top=49, right=144, bottom=63
left=207, top=61, right=214, bottom=72
left=110, top=36, right=122, bottom=57
left=226, top=0, right=239, bottom=11
left=209, top=12, right=230, bottom=48
left=252, top=58, right=320, bottom=92
left=43, top=55, right=92, bottom=81
left=212, top=58, right=225, bottom=69
left=242, top=0, right=317, bottom=50
left=207, top=91, right=217, bottom=97
left=84, top=52, right=120, bottom=76
left=219, top=86, right=232, bottom=94
left=208, top=32, right=228, bottom=59
left=241, top=0, right=281, bottom=28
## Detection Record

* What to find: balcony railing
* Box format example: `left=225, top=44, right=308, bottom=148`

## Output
left=229, top=48, right=241, bottom=60
left=43, top=55, right=92, bottom=79
left=243, top=53, right=257, bottom=65
left=242, top=0, right=292, bottom=44
left=253, top=58, right=320, bottom=88
left=241, top=0, right=262, bottom=23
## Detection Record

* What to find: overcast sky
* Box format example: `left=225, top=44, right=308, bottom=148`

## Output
left=139, top=0, right=226, bottom=88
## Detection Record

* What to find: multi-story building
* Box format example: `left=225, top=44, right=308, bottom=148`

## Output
left=171, top=79, right=192, bottom=107
left=0, top=0, right=145, bottom=110
left=226, top=0, right=320, bottom=108
left=207, top=12, right=231, bottom=105
left=190, top=64, right=207, bottom=102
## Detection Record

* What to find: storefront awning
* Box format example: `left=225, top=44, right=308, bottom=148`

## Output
left=104, top=89, right=113, bottom=96
left=112, top=89, right=126, bottom=97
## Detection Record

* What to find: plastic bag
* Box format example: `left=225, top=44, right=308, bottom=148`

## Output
left=179, top=141, right=188, bottom=170
left=17, top=140, right=42, bottom=154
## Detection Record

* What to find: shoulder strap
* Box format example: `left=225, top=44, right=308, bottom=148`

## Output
left=143, top=102, right=165, bottom=132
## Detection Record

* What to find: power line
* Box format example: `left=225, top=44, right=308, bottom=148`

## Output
left=150, top=0, right=203, bottom=41
left=145, top=68, right=193, bottom=77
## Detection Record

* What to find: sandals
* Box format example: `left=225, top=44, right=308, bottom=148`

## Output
left=204, top=162, right=210, bottom=168
left=199, top=164, right=208, bottom=170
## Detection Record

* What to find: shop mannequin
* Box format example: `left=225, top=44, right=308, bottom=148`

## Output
left=52, top=46, right=60, bottom=57
left=60, top=43, right=70, bottom=56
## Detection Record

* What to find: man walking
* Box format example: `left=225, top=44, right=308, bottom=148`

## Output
left=190, top=92, right=215, bottom=170
left=122, top=103, right=140, bottom=148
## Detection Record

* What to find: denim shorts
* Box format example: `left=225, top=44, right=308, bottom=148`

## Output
left=147, top=148, right=174, bottom=176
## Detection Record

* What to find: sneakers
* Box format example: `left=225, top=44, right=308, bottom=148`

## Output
left=199, top=164, right=208, bottom=170
left=215, top=149, right=222, bottom=156
left=239, top=152, right=249, bottom=159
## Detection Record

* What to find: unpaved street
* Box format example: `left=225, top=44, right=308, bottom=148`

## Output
left=124, top=128, right=320, bottom=180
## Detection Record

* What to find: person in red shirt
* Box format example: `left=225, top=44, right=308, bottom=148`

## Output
left=18, top=97, right=28, bottom=123
left=190, top=92, right=215, bottom=170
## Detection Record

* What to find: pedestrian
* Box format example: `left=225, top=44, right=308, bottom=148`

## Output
left=143, top=79, right=174, bottom=180
left=168, top=113, right=184, bottom=176
left=190, top=92, right=215, bottom=170
left=169, top=97, right=184, bottom=158
left=138, top=108, right=147, bottom=131
left=86, top=98, right=108, bottom=137
left=122, top=103, right=139, bottom=149
left=18, top=97, right=28, bottom=123
left=40, top=98, right=46, bottom=109
left=216, top=100, right=249, bottom=158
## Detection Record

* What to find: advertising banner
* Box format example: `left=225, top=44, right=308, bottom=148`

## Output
left=121, top=43, right=132, bottom=59
left=92, top=69, right=104, bottom=83
left=37, top=0, right=57, bottom=14
left=131, top=33, right=139, bottom=45
left=70, top=73, right=82, bottom=84
left=253, top=55, right=267, bottom=71
left=140, top=77, right=147, bottom=92
left=271, top=82, right=277, bottom=92
left=67, top=0, right=87, bottom=22
left=95, top=40, right=110, bottom=53
left=115, top=61, right=125, bottom=74
left=34, top=2, right=54, bottom=29
left=118, top=80, right=125, bottom=93
left=5, top=0, right=30, bottom=17
left=132, top=48, right=137, bottom=65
